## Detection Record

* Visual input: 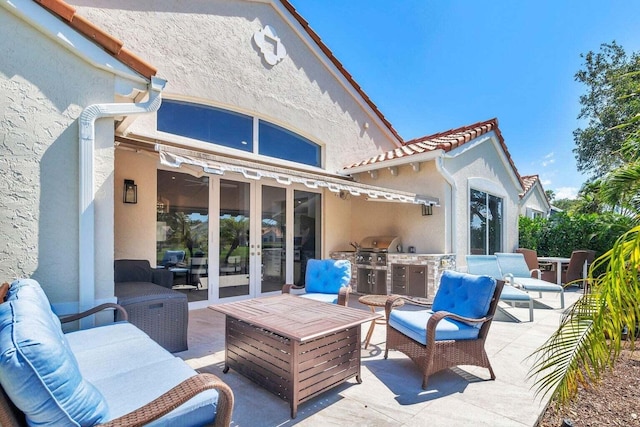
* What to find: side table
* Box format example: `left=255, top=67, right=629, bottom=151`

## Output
left=358, top=294, right=404, bottom=349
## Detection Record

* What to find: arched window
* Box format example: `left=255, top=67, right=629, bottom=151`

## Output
left=158, top=100, right=321, bottom=167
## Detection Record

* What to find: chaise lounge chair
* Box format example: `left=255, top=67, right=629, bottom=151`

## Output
left=495, top=252, right=565, bottom=309
left=466, top=255, right=534, bottom=322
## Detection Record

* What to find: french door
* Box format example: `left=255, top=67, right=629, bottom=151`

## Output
left=214, top=178, right=321, bottom=304
left=157, top=170, right=320, bottom=307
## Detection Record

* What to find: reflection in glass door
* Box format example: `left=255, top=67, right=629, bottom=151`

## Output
left=218, top=180, right=250, bottom=298
left=294, top=190, right=321, bottom=286
left=261, top=186, right=286, bottom=293
left=156, top=170, right=209, bottom=303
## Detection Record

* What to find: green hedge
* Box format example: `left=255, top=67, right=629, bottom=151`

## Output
left=518, top=212, right=634, bottom=259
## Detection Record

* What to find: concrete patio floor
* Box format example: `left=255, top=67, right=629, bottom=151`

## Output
left=175, top=288, right=583, bottom=426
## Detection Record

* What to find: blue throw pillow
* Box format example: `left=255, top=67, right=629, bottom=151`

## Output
left=432, top=270, right=496, bottom=322
left=0, top=279, right=109, bottom=426
left=305, top=259, right=351, bottom=294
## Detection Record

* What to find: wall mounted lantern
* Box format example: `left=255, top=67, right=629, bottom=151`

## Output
left=421, top=204, right=433, bottom=216
left=123, top=179, right=137, bottom=204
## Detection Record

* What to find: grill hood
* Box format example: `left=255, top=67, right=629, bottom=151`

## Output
left=358, top=236, right=401, bottom=253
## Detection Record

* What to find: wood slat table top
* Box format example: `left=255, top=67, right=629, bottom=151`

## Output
left=209, top=294, right=381, bottom=342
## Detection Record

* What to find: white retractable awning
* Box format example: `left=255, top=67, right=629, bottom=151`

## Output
left=155, top=144, right=439, bottom=206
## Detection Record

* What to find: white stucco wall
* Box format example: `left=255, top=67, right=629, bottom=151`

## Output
left=114, top=148, right=159, bottom=263
left=0, top=7, right=116, bottom=305
left=71, top=0, right=399, bottom=173
left=351, top=161, right=449, bottom=254
left=443, top=134, right=522, bottom=264
left=520, top=183, right=549, bottom=217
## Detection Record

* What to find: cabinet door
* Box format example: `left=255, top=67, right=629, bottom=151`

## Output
left=407, top=266, right=428, bottom=298
left=391, top=264, right=407, bottom=294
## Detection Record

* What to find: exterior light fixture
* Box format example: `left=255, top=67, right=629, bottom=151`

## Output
left=421, top=204, right=433, bottom=216
left=123, top=179, right=137, bottom=204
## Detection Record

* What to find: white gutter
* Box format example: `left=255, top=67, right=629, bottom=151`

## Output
left=436, top=154, right=457, bottom=254
left=78, top=77, right=166, bottom=327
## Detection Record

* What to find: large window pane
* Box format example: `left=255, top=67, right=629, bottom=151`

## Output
left=469, top=189, right=503, bottom=255
left=259, top=121, right=321, bottom=167
left=158, top=100, right=253, bottom=152
left=488, top=195, right=503, bottom=254
left=157, top=171, right=209, bottom=302
left=469, top=189, right=487, bottom=255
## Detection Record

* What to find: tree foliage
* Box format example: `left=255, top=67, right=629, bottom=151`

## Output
left=573, top=42, right=640, bottom=178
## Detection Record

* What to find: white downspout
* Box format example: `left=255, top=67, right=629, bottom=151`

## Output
left=78, top=76, right=166, bottom=327
left=436, top=155, right=457, bottom=255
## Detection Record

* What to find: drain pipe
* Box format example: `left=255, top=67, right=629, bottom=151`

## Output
left=78, top=76, right=166, bottom=327
left=435, top=154, right=457, bottom=255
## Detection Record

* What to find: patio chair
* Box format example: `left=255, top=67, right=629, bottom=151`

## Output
left=158, top=250, right=191, bottom=288
left=466, top=255, right=534, bottom=322
left=282, top=259, right=351, bottom=306
left=559, top=250, right=591, bottom=287
left=515, top=248, right=554, bottom=281
left=384, top=270, right=504, bottom=389
left=495, top=252, right=564, bottom=308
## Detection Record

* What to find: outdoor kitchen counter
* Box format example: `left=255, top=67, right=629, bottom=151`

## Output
left=330, top=252, right=456, bottom=298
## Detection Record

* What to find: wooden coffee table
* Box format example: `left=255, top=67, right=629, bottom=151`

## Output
left=209, top=294, right=381, bottom=418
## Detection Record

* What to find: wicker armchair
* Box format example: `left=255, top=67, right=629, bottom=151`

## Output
left=282, top=259, right=351, bottom=306
left=384, top=270, right=504, bottom=389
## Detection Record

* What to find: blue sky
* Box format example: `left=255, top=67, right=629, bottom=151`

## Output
left=288, top=1, right=640, bottom=200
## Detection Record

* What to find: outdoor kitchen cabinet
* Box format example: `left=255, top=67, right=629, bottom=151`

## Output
left=392, top=264, right=428, bottom=298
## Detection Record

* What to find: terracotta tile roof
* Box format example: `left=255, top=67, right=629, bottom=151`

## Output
left=279, top=0, right=403, bottom=144
left=33, top=0, right=157, bottom=79
left=344, top=117, right=518, bottom=176
left=520, top=174, right=539, bottom=195
left=520, top=174, right=549, bottom=203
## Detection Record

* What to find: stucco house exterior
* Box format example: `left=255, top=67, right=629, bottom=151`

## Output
left=1, top=0, right=549, bottom=314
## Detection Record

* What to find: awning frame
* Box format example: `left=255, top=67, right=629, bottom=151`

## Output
left=155, top=144, right=439, bottom=206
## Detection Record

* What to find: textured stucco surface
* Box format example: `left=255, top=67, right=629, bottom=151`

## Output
left=71, top=0, right=400, bottom=173
left=0, top=7, right=116, bottom=304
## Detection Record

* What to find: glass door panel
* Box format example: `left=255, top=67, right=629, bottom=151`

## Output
left=218, top=179, right=250, bottom=299
left=294, top=190, right=321, bottom=286
left=261, top=186, right=286, bottom=293
left=156, top=170, right=209, bottom=303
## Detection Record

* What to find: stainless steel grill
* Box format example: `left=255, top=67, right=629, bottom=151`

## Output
left=354, top=236, right=401, bottom=295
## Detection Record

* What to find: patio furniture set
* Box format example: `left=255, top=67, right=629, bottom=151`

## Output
left=0, top=254, right=566, bottom=425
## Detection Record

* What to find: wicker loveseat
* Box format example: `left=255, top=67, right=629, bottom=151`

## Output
left=0, top=279, right=234, bottom=426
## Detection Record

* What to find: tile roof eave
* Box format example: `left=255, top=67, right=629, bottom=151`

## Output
left=33, top=0, right=157, bottom=79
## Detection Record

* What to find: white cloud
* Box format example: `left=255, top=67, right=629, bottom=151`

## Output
left=542, top=152, right=555, bottom=167
left=554, top=186, right=578, bottom=200
left=541, top=179, right=552, bottom=186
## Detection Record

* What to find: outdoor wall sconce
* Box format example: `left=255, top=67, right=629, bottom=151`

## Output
left=422, top=204, right=433, bottom=216
left=123, top=179, right=137, bottom=204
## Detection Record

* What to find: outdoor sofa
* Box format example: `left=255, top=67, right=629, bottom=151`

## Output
left=0, top=278, right=234, bottom=426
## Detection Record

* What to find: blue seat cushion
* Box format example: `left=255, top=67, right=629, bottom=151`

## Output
left=305, top=259, right=351, bottom=294
left=93, top=358, right=219, bottom=426
left=0, top=279, right=109, bottom=426
left=388, top=309, right=480, bottom=345
left=432, top=270, right=496, bottom=323
left=300, top=293, right=339, bottom=304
